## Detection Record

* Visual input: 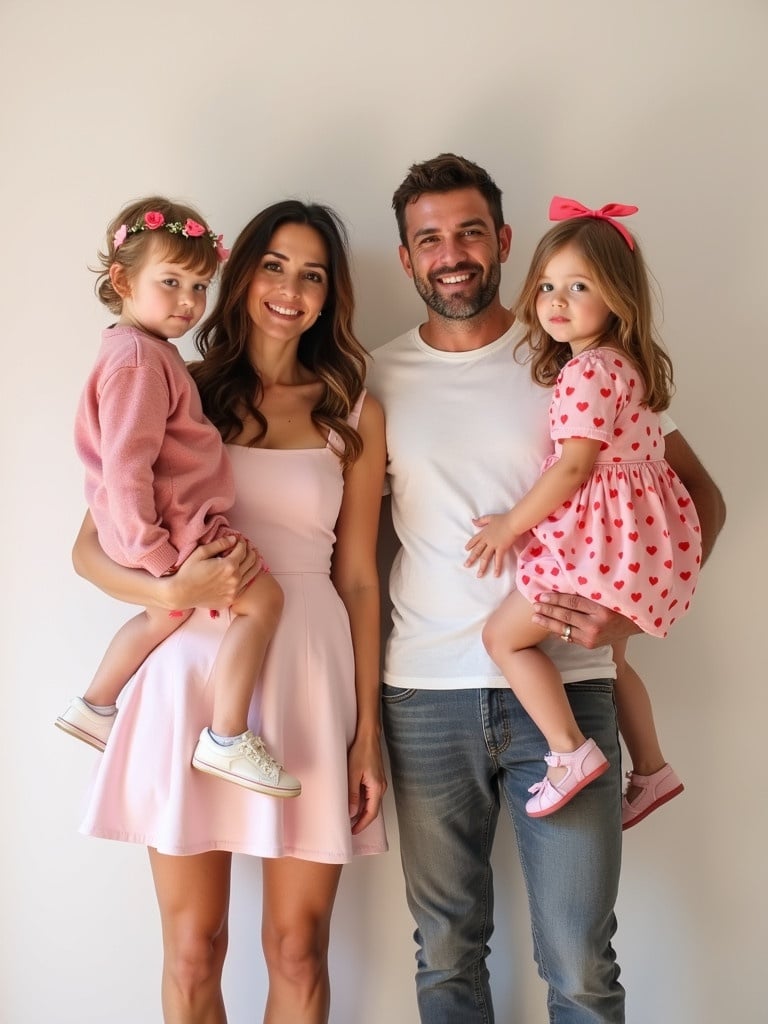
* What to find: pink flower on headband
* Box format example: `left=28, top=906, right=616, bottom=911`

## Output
left=144, top=211, right=165, bottom=230
left=184, top=219, right=205, bottom=237
left=113, top=224, right=128, bottom=250
left=215, top=234, right=230, bottom=261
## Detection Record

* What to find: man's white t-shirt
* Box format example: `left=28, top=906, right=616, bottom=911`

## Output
left=367, top=321, right=617, bottom=689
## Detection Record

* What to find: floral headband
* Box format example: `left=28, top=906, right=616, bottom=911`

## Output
left=113, top=211, right=230, bottom=261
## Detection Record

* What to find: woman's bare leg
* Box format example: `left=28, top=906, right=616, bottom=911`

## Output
left=261, top=858, right=342, bottom=1024
left=148, top=848, right=231, bottom=1024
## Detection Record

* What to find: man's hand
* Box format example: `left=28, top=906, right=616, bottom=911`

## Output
left=531, top=591, right=641, bottom=648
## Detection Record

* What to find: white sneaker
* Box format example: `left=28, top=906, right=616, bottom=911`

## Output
left=55, top=697, right=116, bottom=752
left=192, top=729, right=301, bottom=798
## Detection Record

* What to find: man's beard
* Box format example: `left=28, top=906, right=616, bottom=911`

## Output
left=413, top=259, right=501, bottom=320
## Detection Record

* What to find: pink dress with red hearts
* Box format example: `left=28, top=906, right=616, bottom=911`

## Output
left=515, top=348, right=701, bottom=637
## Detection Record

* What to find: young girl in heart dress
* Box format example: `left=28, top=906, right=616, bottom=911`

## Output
left=465, top=197, right=700, bottom=822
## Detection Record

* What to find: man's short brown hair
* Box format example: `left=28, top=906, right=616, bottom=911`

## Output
left=392, top=153, right=504, bottom=245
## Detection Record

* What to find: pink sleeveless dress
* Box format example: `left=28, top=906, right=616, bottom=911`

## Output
left=80, top=392, right=388, bottom=862
left=516, top=350, right=701, bottom=637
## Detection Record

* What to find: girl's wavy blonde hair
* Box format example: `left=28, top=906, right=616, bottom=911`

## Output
left=514, top=218, right=674, bottom=411
left=94, top=196, right=221, bottom=314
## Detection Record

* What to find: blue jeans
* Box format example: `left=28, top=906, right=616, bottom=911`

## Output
left=382, top=682, right=624, bottom=1024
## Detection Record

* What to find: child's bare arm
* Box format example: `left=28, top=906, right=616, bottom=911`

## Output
left=465, top=437, right=603, bottom=577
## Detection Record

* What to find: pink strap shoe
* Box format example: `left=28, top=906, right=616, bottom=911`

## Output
left=525, top=738, right=609, bottom=818
left=621, top=764, right=684, bottom=830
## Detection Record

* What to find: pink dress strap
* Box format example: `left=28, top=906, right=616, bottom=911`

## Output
left=327, top=388, right=367, bottom=452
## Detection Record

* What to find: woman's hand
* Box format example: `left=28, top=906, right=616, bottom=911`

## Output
left=347, top=731, right=387, bottom=835
left=531, top=591, right=641, bottom=648
left=464, top=512, right=519, bottom=577
left=168, top=536, right=262, bottom=610
left=73, top=512, right=262, bottom=611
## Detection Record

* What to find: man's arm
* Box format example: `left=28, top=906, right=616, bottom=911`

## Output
left=531, top=429, right=725, bottom=648
left=664, top=429, right=726, bottom=565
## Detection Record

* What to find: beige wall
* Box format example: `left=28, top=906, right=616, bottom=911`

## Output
left=1, top=1, right=765, bottom=1021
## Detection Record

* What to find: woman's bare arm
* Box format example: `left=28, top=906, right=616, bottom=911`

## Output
left=73, top=511, right=261, bottom=611
left=331, top=395, right=388, bottom=834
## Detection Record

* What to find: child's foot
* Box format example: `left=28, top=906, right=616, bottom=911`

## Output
left=621, top=764, right=684, bottom=830
left=55, top=697, right=116, bottom=752
left=526, top=738, right=609, bottom=818
left=192, top=728, right=301, bottom=798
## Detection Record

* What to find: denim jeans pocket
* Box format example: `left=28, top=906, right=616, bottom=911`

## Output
left=564, top=678, right=614, bottom=696
left=381, top=683, right=418, bottom=705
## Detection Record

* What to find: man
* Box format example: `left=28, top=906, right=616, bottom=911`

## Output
left=367, top=154, right=725, bottom=1023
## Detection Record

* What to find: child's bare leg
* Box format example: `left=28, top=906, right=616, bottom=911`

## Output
left=208, top=572, right=284, bottom=736
left=58, top=606, right=192, bottom=750
left=613, top=638, right=666, bottom=775
left=613, top=638, right=666, bottom=798
left=84, top=606, right=193, bottom=706
left=614, top=640, right=683, bottom=827
left=483, top=590, right=586, bottom=785
left=192, top=571, right=299, bottom=797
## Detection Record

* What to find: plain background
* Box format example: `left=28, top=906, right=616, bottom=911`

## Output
left=2, top=2, right=766, bottom=1021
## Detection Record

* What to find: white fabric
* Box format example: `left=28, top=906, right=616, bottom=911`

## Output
left=367, top=322, right=618, bottom=689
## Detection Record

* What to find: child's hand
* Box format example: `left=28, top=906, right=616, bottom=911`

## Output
left=464, top=513, right=519, bottom=577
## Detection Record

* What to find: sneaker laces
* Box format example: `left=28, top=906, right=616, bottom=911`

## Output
left=238, top=732, right=282, bottom=782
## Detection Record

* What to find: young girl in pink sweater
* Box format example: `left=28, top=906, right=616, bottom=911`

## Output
left=56, top=196, right=300, bottom=798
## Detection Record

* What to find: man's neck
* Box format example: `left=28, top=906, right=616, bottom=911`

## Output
left=418, top=301, right=514, bottom=353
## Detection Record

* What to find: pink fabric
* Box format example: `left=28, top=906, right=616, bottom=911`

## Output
left=549, top=196, right=638, bottom=250
left=80, top=392, right=388, bottom=862
left=75, top=325, right=234, bottom=577
left=516, top=350, right=701, bottom=637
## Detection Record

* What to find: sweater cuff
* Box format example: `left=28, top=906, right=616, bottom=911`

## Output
left=139, top=542, right=181, bottom=578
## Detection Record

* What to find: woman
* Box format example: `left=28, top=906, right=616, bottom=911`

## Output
left=73, top=200, right=388, bottom=1023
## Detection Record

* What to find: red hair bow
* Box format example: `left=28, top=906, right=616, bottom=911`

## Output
left=549, top=196, right=638, bottom=250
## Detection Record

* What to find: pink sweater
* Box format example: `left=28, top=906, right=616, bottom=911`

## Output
left=75, top=325, right=234, bottom=577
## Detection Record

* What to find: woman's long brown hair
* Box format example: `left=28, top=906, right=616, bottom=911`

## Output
left=191, top=201, right=367, bottom=465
